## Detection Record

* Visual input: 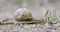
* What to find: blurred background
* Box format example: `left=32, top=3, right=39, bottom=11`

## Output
left=0, top=0, right=60, bottom=32
left=0, top=0, right=60, bottom=20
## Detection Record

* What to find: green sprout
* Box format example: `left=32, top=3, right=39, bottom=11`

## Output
left=38, top=10, right=50, bottom=24
left=45, top=10, right=50, bottom=17
left=45, top=10, right=50, bottom=21
left=41, top=9, right=51, bottom=24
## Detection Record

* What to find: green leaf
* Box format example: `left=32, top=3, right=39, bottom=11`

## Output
left=45, top=10, right=49, bottom=17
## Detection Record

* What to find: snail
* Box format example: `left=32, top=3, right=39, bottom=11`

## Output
left=14, top=8, right=32, bottom=21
